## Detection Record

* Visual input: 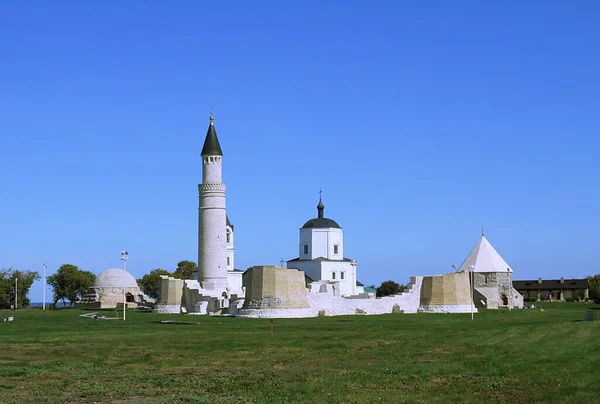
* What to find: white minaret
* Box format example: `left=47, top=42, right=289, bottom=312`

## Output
left=198, top=114, right=228, bottom=290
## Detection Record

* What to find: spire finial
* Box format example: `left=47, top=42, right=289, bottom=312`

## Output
left=317, top=189, right=325, bottom=218
left=481, top=226, right=484, bottom=237
left=209, top=109, right=214, bottom=124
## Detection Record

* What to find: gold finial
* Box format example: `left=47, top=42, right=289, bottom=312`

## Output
left=209, top=109, right=214, bottom=123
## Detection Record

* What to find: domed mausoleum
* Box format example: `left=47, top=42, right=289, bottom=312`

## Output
left=76, top=268, right=152, bottom=309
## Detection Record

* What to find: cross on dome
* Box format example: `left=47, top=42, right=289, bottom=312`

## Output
left=317, top=189, right=325, bottom=218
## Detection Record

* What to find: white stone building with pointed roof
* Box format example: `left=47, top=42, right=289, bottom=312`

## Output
left=458, top=233, right=523, bottom=309
left=154, top=115, right=245, bottom=314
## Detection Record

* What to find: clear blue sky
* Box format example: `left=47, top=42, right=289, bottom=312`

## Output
left=1, top=1, right=598, bottom=302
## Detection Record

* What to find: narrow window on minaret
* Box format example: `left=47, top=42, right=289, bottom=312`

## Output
left=334, top=245, right=339, bottom=255
left=341, top=272, right=345, bottom=280
left=226, top=231, right=231, bottom=243
left=332, top=272, right=336, bottom=280
left=303, top=245, right=308, bottom=255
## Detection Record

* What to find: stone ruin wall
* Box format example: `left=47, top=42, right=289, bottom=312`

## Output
left=473, top=272, right=523, bottom=309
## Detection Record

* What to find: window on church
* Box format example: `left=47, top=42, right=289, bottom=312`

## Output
left=303, top=244, right=308, bottom=255
left=227, top=257, right=230, bottom=266
left=332, top=272, right=336, bottom=280
left=226, top=231, right=231, bottom=243
left=341, top=272, right=345, bottom=280
left=334, top=244, right=339, bottom=255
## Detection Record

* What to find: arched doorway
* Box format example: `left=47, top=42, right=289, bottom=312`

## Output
left=501, top=294, right=508, bottom=306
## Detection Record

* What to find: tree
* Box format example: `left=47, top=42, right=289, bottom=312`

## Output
left=47, top=264, right=95, bottom=307
left=588, top=274, right=600, bottom=303
left=0, top=268, right=40, bottom=309
left=138, top=268, right=171, bottom=299
left=173, top=260, right=198, bottom=280
left=376, top=280, right=405, bottom=297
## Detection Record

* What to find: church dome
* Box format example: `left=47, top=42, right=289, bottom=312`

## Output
left=302, top=194, right=341, bottom=229
left=302, top=217, right=341, bottom=229
left=93, top=268, right=139, bottom=288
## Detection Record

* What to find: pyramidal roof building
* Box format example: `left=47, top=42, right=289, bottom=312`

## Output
left=458, top=232, right=523, bottom=309
left=458, top=234, right=512, bottom=273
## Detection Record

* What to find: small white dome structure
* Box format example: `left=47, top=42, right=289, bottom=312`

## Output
left=94, top=268, right=139, bottom=288
left=76, top=268, right=152, bottom=309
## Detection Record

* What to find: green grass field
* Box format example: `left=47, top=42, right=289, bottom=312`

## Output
left=1, top=303, right=598, bottom=403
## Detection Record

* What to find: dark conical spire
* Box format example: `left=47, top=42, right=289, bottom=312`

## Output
left=317, top=189, right=324, bottom=218
left=201, top=114, right=223, bottom=156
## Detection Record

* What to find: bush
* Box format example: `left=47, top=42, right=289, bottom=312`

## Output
left=376, top=280, right=405, bottom=297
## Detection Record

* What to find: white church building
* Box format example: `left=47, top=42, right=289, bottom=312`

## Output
left=287, top=197, right=362, bottom=296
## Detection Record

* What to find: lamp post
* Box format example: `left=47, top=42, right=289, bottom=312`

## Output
left=43, top=263, right=47, bottom=311
left=469, top=264, right=475, bottom=320
left=14, top=277, right=18, bottom=310
left=507, top=267, right=512, bottom=311
left=121, top=251, right=129, bottom=321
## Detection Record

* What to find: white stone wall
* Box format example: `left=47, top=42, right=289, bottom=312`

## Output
left=299, top=229, right=312, bottom=259
left=299, top=228, right=343, bottom=260
left=305, top=277, right=423, bottom=316
left=418, top=304, right=474, bottom=313
left=474, top=272, right=523, bottom=309
left=155, top=273, right=485, bottom=318
left=227, top=271, right=244, bottom=298
left=288, top=260, right=322, bottom=283
left=237, top=275, right=424, bottom=318
left=202, top=156, right=222, bottom=183
left=320, top=261, right=357, bottom=296
left=288, top=260, right=358, bottom=297
left=237, top=308, right=315, bottom=318
left=226, top=224, right=234, bottom=271
left=85, top=286, right=141, bottom=309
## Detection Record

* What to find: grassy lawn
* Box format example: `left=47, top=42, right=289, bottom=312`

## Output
left=1, top=303, right=599, bottom=403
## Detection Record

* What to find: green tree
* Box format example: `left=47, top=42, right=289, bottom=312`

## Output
left=0, top=268, right=40, bottom=309
left=173, top=260, right=198, bottom=280
left=376, top=280, right=405, bottom=297
left=138, top=268, right=171, bottom=299
left=588, top=274, right=600, bottom=302
left=47, top=264, right=95, bottom=307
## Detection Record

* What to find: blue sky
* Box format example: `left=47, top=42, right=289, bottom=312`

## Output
left=1, top=1, right=598, bottom=302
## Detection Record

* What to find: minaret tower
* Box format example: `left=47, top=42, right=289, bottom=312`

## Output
left=198, top=114, right=228, bottom=290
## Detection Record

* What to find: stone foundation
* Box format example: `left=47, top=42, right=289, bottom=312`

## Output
left=153, top=276, right=185, bottom=313
left=241, top=266, right=310, bottom=310
left=418, top=272, right=475, bottom=313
